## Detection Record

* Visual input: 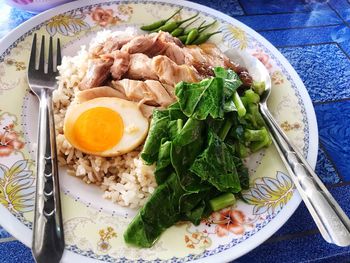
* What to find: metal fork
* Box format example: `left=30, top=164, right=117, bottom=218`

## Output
left=27, top=34, right=65, bottom=263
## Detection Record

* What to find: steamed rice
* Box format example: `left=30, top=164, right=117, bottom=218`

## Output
left=53, top=29, right=157, bottom=209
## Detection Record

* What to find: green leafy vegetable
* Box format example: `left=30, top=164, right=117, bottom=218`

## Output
left=141, top=109, right=170, bottom=164
left=125, top=67, right=272, bottom=248
left=124, top=173, right=184, bottom=247
left=154, top=140, right=172, bottom=185
left=175, top=69, right=242, bottom=120
left=175, top=78, right=224, bottom=120
left=190, top=131, right=242, bottom=193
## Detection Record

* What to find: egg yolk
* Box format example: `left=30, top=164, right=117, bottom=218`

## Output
left=73, top=107, right=124, bottom=152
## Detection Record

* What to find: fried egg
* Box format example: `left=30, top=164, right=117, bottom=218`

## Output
left=63, top=97, right=149, bottom=156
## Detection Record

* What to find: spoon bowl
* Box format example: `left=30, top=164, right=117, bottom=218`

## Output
left=224, top=47, right=350, bottom=247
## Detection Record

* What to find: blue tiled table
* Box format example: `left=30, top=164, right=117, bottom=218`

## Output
left=0, top=0, right=349, bottom=262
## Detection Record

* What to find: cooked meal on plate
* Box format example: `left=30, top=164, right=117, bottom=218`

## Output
left=53, top=12, right=272, bottom=248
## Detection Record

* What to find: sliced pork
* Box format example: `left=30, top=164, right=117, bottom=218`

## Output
left=108, top=51, right=130, bottom=80
left=121, top=31, right=183, bottom=57
left=126, top=53, right=158, bottom=80
left=144, top=80, right=174, bottom=107
left=121, top=35, right=155, bottom=55
left=75, top=85, right=155, bottom=119
left=76, top=86, right=128, bottom=102
left=111, top=79, right=175, bottom=107
left=152, top=55, right=200, bottom=86
left=79, top=31, right=252, bottom=97
left=79, top=58, right=113, bottom=90
left=164, top=43, right=186, bottom=64
left=91, top=36, right=133, bottom=57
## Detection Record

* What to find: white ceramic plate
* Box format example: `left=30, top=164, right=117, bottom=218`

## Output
left=0, top=0, right=318, bottom=262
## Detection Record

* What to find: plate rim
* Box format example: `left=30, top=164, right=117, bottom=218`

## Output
left=0, top=0, right=319, bottom=262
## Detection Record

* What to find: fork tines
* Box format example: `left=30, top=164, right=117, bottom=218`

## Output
left=29, top=33, right=61, bottom=75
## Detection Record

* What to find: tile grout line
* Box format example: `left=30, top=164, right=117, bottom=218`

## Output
left=0, top=237, right=16, bottom=243
left=335, top=42, right=350, bottom=60
left=236, top=0, right=247, bottom=15
left=313, top=97, right=350, bottom=105
left=304, top=251, right=350, bottom=262
left=234, top=10, right=312, bottom=17
left=327, top=2, right=350, bottom=27
left=266, top=229, right=320, bottom=243
left=257, top=24, right=342, bottom=32
left=276, top=42, right=337, bottom=48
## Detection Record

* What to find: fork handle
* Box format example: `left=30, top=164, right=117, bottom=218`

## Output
left=260, top=104, right=350, bottom=247
left=32, top=89, right=65, bottom=263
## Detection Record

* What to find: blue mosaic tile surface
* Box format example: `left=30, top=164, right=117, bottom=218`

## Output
left=259, top=25, right=347, bottom=46
left=315, top=146, right=341, bottom=184
left=315, top=100, right=350, bottom=182
left=239, top=0, right=310, bottom=14
left=191, top=0, right=244, bottom=16
left=236, top=11, right=342, bottom=31
left=0, top=241, right=34, bottom=263
left=239, top=185, right=350, bottom=263
left=0, top=0, right=350, bottom=262
left=278, top=44, right=350, bottom=102
left=328, top=0, right=350, bottom=23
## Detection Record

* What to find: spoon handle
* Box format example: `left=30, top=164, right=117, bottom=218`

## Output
left=260, top=104, right=350, bottom=247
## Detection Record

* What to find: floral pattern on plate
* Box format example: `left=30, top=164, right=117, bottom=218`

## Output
left=0, top=1, right=317, bottom=262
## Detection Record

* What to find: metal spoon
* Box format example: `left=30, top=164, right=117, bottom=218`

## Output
left=224, top=48, right=350, bottom=247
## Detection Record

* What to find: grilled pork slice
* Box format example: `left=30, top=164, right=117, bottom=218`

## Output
left=125, top=54, right=199, bottom=85
left=107, top=51, right=130, bottom=80
left=163, top=43, right=239, bottom=77
left=120, top=35, right=155, bottom=55
left=79, top=58, right=113, bottom=90
left=151, top=55, right=200, bottom=86
left=145, top=31, right=183, bottom=57
left=75, top=86, right=155, bottom=118
left=144, top=80, right=175, bottom=107
left=91, top=36, right=133, bottom=57
left=111, top=79, right=175, bottom=107
left=112, top=79, right=157, bottom=106
left=164, top=43, right=186, bottom=65
left=126, top=53, right=158, bottom=80
left=121, top=31, right=183, bottom=57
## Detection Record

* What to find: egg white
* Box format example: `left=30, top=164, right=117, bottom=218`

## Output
left=64, top=97, right=149, bottom=156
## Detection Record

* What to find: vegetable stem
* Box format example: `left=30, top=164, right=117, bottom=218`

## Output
left=178, top=12, right=200, bottom=25
left=236, top=142, right=248, bottom=158
left=250, top=127, right=272, bottom=152
left=209, top=193, right=236, bottom=211
left=198, top=20, right=217, bottom=33
left=171, top=17, right=200, bottom=37
left=177, top=119, right=183, bottom=134
left=244, top=128, right=267, bottom=142
left=165, top=7, right=183, bottom=22
left=233, top=92, right=246, bottom=117
left=219, top=119, right=233, bottom=140
left=140, top=8, right=182, bottom=31
left=243, top=89, right=260, bottom=104
left=248, top=104, right=265, bottom=128
left=252, top=81, right=265, bottom=95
